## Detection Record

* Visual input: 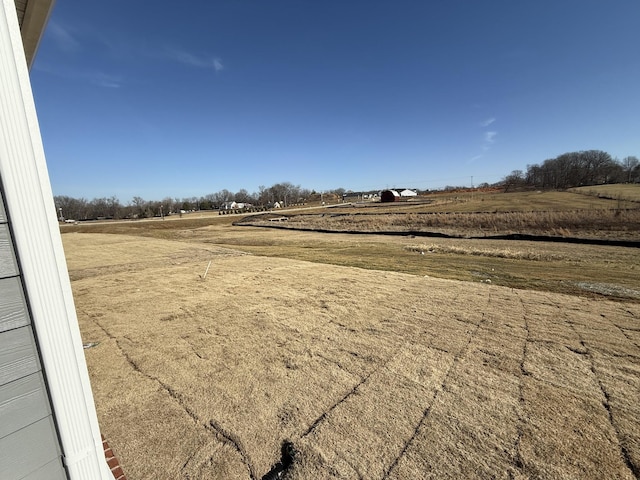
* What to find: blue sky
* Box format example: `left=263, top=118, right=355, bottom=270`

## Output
left=30, top=1, right=640, bottom=201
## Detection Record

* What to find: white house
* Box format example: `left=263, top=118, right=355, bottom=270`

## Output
left=1, top=1, right=114, bottom=478
left=400, top=189, right=418, bottom=197
left=221, top=201, right=238, bottom=210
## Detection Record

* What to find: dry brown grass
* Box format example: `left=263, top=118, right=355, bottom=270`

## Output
left=64, top=215, right=640, bottom=300
left=319, top=189, right=640, bottom=214
left=570, top=184, right=640, bottom=203
left=240, top=208, right=640, bottom=240
left=404, top=243, right=567, bottom=262
left=64, top=232, right=640, bottom=479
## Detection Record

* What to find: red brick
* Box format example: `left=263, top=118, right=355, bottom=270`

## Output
left=111, top=466, right=124, bottom=478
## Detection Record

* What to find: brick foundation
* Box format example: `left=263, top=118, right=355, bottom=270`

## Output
left=102, top=434, right=127, bottom=480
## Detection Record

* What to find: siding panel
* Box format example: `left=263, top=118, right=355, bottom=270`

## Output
left=0, top=276, right=29, bottom=333
left=21, top=458, right=67, bottom=480
left=0, top=325, right=40, bottom=387
left=0, top=189, right=5, bottom=221
left=0, top=372, right=51, bottom=439
left=0, top=223, right=18, bottom=278
left=0, top=416, right=64, bottom=480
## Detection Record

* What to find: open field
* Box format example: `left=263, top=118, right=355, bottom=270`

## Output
left=326, top=188, right=640, bottom=214
left=62, top=215, right=640, bottom=479
left=62, top=189, right=640, bottom=300
left=61, top=189, right=640, bottom=478
left=236, top=189, right=640, bottom=241
left=569, top=184, right=640, bottom=203
left=237, top=208, right=640, bottom=241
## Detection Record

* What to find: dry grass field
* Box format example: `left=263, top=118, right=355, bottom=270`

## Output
left=237, top=189, right=640, bottom=241
left=62, top=208, right=640, bottom=479
left=569, top=184, right=640, bottom=203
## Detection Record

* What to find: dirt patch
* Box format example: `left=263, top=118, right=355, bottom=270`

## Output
left=64, top=233, right=640, bottom=479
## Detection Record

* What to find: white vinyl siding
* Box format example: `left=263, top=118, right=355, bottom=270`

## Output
left=0, top=188, right=66, bottom=479
left=1, top=1, right=113, bottom=478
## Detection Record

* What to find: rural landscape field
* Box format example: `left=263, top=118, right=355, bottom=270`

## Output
left=61, top=188, right=640, bottom=479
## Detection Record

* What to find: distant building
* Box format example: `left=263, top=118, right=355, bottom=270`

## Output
left=221, top=202, right=251, bottom=210
left=380, top=190, right=400, bottom=202
left=400, top=189, right=418, bottom=197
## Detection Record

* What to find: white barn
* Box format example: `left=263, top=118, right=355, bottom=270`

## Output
left=1, top=1, right=114, bottom=478
left=400, top=189, right=418, bottom=197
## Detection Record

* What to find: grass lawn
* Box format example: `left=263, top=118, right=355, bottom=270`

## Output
left=65, top=233, right=640, bottom=480
left=61, top=191, right=640, bottom=478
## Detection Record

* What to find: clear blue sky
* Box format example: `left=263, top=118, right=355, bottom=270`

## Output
left=30, top=0, right=640, bottom=201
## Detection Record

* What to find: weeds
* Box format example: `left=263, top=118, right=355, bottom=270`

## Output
left=404, top=244, right=567, bottom=261
left=247, top=209, right=640, bottom=239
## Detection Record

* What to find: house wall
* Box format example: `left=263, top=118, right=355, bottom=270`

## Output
left=1, top=1, right=113, bottom=478
left=0, top=189, right=67, bottom=479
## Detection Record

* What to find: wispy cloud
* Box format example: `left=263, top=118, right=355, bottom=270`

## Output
left=47, top=21, right=81, bottom=52
left=480, top=117, right=496, bottom=127
left=163, top=47, right=224, bottom=72
left=90, top=72, right=123, bottom=88
left=484, top=131, right=497, bottom=143
left=33, top=63, right=124, bottom=88
left=482, top=131, right=497, bottom=151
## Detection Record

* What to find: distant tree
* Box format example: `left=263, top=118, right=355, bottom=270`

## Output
left=525, top=164, right=544, bottom=187
left=298, top=188, right=311, bottom=202
left=89, top=197, right=108, bottom=218
left=621, top=156, right=640, bottom=183
left=523, top=150, right=623, bottom=189
left=580, top=150, right=618, bottom=184
left=502, top=170, right=526, bottom=192
left=181, top=198, right=193, bottom=211
left=54, top=195, right=88, bottom=221
left=107, top=196, right=122, bottom=219
left=634, top=162, right=640, bottom=184
left=198, top=196, right=212, bottom=210
left=201, top=193, right=218, bottom=209
left=257, top=185, right=269, bottom=205
left=161, top=197, right=177, bottom=214
left=219, top=189, right=233, bottom=203
left=131, top=196, right=147, bottom=218
left=269, top=182, right=300, bottom=207
left=234, top=188, right=252, bottom=203
left=145, top=200, right=162, bottom=217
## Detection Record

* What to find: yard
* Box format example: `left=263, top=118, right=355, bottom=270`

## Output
left=62, top=226, right=640, bottom=479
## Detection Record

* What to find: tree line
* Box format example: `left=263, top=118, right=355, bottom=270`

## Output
left=55, top=150, right=639, bottom=221
left=54, top=182, right=345, bottom=221
left=502, top=150, right=639, bottom=191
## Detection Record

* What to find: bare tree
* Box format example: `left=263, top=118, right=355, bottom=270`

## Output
left=502, top=170, right=525, bottom=192
left=131, top=196, right=147, bottom=218
left=234, top=188, right=252, bottom=203
left=621, top=156, right=640, bottom=183
left=524, top=150, right=624, bottom=189
left=54, top=195, right=88, bottom=221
